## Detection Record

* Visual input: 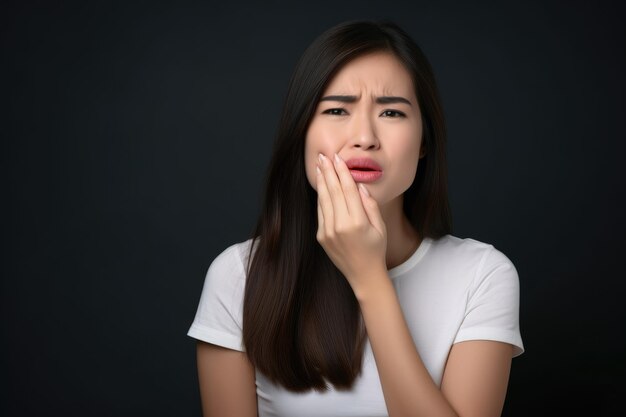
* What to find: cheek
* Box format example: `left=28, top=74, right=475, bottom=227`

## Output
left=402, top=152, right=420, bottom=185
left=304, top=125, right=338, bottom=188
left=389, top=134, right=422, bottom=189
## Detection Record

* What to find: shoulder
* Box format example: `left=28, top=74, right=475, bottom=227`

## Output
left=429, top=234, right=515, bottom=269
left=204, top=237, right=258, bottom=288
left=212, top=237, right=256, bottom=266
left=436, top=234, right=519, bottom=296
left=188, top=238, right=259, bottom=350
left=436, top=236, right=524, bottom=356
left=425, top=234, right=519, bottom=292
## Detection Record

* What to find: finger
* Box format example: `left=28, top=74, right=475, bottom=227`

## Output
left=358, top=184, right=386, bottom=236
left=333, top=153, right=368, bottom=222
left=318, top=153, right=349, bottom=222
left=315, top=163, right=335, bottom=234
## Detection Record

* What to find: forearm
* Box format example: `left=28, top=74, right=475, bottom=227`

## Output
left=355, top=269, right=459, bottom=417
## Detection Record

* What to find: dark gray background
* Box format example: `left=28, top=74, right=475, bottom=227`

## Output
left=3, top=0, right=625, bottom=416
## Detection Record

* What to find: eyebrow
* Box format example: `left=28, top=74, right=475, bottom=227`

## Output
left=319, top=95, right=413, bottom=106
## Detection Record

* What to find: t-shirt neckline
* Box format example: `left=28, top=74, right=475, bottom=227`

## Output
left=388, top=236, right=432, bottom=278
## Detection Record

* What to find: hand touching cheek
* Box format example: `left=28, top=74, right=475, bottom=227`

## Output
left=315, top=152, right=388, bottom=294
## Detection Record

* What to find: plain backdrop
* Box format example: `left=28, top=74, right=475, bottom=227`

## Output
left=3, top=0, right=625, bottom=416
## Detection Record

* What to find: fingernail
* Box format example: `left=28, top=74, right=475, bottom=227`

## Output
left=334, top=153, right=341, bottom=164
left=318, top=153, right=326, bottom=164
left=359, top=183, right=370, bottom=196
left=316, top=166, right=321, bottom=175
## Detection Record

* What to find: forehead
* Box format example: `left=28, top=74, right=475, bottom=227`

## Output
left=322, top=51, right=415, bottom=96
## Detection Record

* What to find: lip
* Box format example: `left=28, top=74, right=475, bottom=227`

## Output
left=345, top=158, right=383, bottom=171
left=349, top=170, right=382, bottom=183
left=344, top=157, right=383, bottom=183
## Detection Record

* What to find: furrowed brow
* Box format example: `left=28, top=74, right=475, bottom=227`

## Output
left=375, top=96, right=412, bottom=106
left=319, top=95, right=358, bottom=103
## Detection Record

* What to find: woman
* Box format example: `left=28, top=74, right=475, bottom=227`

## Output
left=187, top=19, right=524, bottom=417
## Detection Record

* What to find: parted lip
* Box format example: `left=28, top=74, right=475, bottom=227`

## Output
left=345, top=157, right=383, bottom=171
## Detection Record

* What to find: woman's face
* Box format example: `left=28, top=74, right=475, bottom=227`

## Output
left=304, top=51, right=425, bottom=206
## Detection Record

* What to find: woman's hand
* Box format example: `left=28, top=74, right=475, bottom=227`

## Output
left=315, top=152, right=388, bottom=294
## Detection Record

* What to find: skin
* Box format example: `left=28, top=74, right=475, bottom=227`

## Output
left=196, top=342, right=258, bottom=417
left=304, top=51, right=425, bottom=270
left=196, top=51, right=514, bottom=417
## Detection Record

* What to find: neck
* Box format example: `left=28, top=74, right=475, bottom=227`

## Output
left=379, top=195, right=421, bottom=270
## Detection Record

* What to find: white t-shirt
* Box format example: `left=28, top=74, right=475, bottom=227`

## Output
left=187, top=234, right=524, bottom=417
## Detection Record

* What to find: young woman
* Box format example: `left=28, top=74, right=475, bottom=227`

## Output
left=187, top=20, right=524, bottom=417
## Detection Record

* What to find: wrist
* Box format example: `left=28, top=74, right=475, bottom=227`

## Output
left=351, top=266, right=393, bottom=303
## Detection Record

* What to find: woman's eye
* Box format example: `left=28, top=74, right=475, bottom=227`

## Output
left=322, top=108, right=347, bottom=116
left=381, top=110, right=406, bottom=118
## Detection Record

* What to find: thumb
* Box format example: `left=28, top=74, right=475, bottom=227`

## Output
left=359, top=184, right=386, bottom=236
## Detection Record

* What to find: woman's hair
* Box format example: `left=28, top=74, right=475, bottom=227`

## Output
left=242, top=19, right=452, bottom=392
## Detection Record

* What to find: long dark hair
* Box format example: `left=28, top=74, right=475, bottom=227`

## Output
left=242, top=20, right=452, bottom=392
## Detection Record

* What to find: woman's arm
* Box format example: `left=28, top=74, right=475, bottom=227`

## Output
left=440, top=340, right=512, bottom=416
left=314, top=153, right=514, bottom=416
left=357, top=273, right=513, bottom=417
left=196, top=341, right=258, bottom=417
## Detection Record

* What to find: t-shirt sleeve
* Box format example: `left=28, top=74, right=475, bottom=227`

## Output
left=454, top=246, right=525, bottom=357
left=187, top=243, right=246, bottom=352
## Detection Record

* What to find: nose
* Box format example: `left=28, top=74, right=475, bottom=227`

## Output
left=348, top=112, right=380, bottom=150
